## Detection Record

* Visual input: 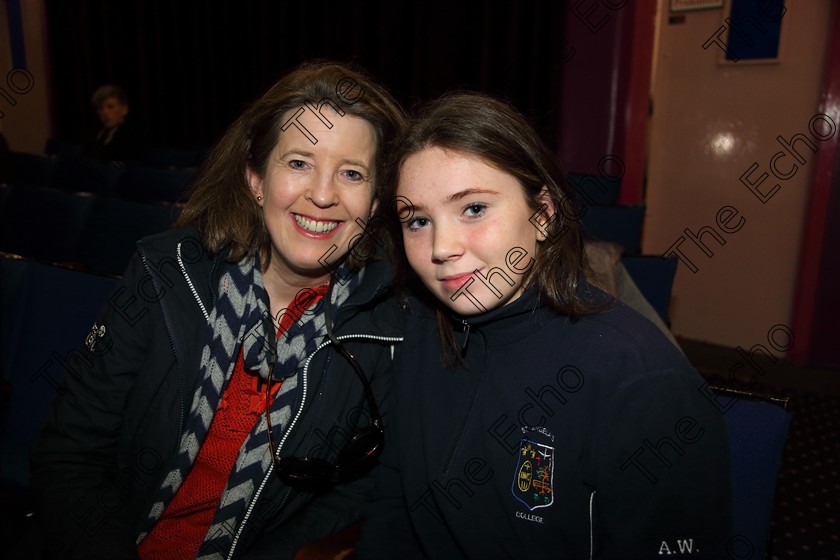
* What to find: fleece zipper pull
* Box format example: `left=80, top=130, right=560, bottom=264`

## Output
left=460, top=319, right=470, bottom=354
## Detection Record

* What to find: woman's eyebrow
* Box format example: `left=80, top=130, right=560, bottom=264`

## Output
left=339, top=158, right=371, bottom=171
left=278, top=149, right=314, bottom=160
left=278, top=150, right=370, bottom=171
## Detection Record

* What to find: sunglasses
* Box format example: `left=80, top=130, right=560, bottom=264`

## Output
left=265, top=327, right=385, bottom=493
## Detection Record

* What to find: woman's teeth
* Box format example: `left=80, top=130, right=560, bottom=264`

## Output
left=294, top=214, right=339, bottom=233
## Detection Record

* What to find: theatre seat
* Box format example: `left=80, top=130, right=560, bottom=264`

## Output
left=0, top=186, right=96, bottom=264
left=6, top=153, right=57, bottom=188
left=0, top=185, right=179, bottom=274
left=44, top=138, right=86, bottom=159
left=52, top=158, right=124, bottom=194
left=711, top=386, right=791, bottom=560
left=580, top=205, right=646, bottom=255
left=0, top=256, right=118, bottom=493
left=567, top=172, right=621, bottom=206
left=77, top=196, right=181, bottom=275
left=118, top=164, right=195, bottom=203
left=621, top=255, right=678, bottom=324
left=136, top=146, right=205, bottom=169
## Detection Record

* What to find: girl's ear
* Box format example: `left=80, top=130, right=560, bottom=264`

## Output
left=534, top=186, right=556, bottom=242
left=245, top=166, right=264, bottom=205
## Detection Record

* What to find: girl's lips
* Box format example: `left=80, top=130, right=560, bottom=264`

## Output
left=441, top=271, right=479, bottom=291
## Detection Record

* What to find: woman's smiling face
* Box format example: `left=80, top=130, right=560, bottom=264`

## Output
left=247, top=107, right=378, bottom=286
left=398, top=146, right=549, bottom=316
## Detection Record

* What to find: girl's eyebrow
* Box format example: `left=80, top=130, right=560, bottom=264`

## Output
left=446, top=188, right=499, bottom=203
left=404, top=188, right=500, bottom=214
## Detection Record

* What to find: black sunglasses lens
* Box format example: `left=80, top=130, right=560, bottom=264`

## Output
left=336, top=427, right=384, bottom=480
left=268, top=337, right=385, bottom=491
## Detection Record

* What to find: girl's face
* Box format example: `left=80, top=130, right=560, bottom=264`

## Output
left=398, top=146, right=550, bottom=316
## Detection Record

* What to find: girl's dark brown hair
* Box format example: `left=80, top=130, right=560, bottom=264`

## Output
left=381, top=92, right=600, bottom=365
left=176, top=60, right=406, bottom=269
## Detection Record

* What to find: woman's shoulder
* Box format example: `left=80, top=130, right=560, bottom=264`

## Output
left=133, top=225, right=218, bottom=282
left=136, top=224, right=206, bottom=258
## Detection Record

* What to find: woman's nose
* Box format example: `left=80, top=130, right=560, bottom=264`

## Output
left=307, top=172, right=339, bottom=207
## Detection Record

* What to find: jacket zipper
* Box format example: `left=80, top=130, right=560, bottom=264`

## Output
left=440, top=323, right=484, bottom=476
left=460, top=319, right=470, bottom=354
left=227, top=333, right=403, bottom=559
left=589, top=489, right=596, bottom=559
left=172, top=241, right=213, bottom=443
left=177, top=242, right=210, bottom=321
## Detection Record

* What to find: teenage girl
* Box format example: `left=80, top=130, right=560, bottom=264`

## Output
left=357, top=92, right=732, bottom=559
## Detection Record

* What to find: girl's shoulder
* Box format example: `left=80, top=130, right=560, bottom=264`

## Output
left=558, top=298, right=694, bottom=385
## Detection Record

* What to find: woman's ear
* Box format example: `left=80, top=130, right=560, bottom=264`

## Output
left=245, top=166, right=264, bottom=205
left=534, top=186, right=556, bottom=242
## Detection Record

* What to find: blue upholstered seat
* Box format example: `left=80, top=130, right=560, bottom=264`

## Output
left=580, top=205, right=646, bottom=255
left=0, top=257, right=118, bottom=492
left=712, top=387, right=791, bottom=559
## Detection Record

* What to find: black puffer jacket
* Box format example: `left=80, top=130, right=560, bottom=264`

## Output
left=31, top=226, right=403, bottom=559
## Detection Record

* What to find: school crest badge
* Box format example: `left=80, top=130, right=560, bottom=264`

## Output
left=511, top=439, right=554, bottom=510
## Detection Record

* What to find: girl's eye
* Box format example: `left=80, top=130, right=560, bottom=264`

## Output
left=464, top=203, right=486, bottom=217
left=406, top=217, right=430, bottom=230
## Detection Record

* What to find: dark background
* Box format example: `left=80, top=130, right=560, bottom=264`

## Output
left=45, top=0, right=568, bottom=151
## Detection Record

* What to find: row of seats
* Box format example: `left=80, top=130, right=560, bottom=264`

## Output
left=45, top=138, right=206, bottom=169
left=0, top=256, right=118, bottom=493
left=3, top=152, right=196, bottom=203
left=5, top=155, right=640, bottom=251
left=568, top=171, right=677, bottom=323
left=1, top=164, right=668, bottom=317
left=0, top=185, right=180, bottom=276
left=580, top=205, right=645, bottom=255
left=567, top=171, right=646, bottom=255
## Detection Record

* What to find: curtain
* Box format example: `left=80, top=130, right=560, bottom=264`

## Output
left=45, top=0, right=567, bottom=150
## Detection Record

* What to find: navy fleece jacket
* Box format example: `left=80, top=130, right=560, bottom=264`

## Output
left=358, top=285, right=732, bottom=559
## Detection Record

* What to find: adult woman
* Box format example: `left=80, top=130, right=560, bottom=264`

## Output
left=31, top=61, right=405, bottom=559
left=358, top=93, right=732, bottom=559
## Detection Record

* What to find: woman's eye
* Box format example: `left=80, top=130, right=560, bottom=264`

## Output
left=289, top=159, right=307, bottom=169
left=406, top=217, right=430, bottom=230
left=343, top=169, right=365, bottom=182
left=464, top=203, right=486, bottom=217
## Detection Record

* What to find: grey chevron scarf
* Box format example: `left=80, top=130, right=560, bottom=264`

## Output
left=138, top=255, right=360, bottom=559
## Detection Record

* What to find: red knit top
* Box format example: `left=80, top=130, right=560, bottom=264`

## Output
left=138, top=285, right=327, bottom=559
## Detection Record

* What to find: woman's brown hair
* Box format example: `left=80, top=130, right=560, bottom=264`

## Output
left=176, top=60, right=406, bottom=269
left=381, top=92, right=601, bottom=364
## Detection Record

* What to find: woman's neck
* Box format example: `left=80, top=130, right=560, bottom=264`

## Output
left=261, top=260, right=330, bottom=325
